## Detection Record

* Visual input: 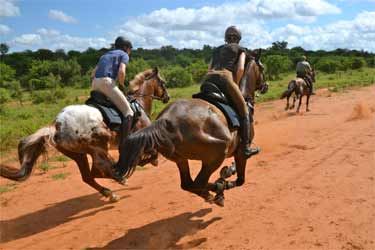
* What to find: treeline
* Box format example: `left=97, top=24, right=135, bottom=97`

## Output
left=0, top=41, right=374, bottom=96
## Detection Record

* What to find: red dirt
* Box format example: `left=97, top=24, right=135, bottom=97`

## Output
left=1, top=86, right=374, bottom=250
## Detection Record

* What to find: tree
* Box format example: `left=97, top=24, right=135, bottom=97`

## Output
left=0, top=43, right=9, bottom=58
left=263, top=55, right=291, bottom=80
left=0, top=63, right=16, bottom=88
left=164, top=65, right=194, bottom=88
left=271, top=41, right=288, bottom=51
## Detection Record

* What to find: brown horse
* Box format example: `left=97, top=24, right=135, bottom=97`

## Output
left=115, top=54, right=268, bottom=206
left=281, top=69, right=316, bottom=112
left=0, top=67, right=169, bottom=202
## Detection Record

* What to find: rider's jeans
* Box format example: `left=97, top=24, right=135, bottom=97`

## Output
left=92, top=77, right=134, bottom=117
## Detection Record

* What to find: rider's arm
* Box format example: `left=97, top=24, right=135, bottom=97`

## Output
left=117, top=63, right=126, bottom=91
left=235, top=52, right=246, bottom=85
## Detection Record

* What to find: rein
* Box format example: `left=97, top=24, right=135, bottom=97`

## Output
left=131, top=93, right=163, bottom=100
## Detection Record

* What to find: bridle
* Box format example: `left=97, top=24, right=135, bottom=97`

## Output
left=131, top=72, right=168, bottom=101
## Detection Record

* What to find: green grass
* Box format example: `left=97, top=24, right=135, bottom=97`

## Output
left=38, top=162, right=56, bottom=172
left=0, top=183, right=17, bottom=193
left=50, top=155, right=70, bottom=162
left=0, top=68, right=374, bottom=154
left=51, top=172, right=70, bottom=180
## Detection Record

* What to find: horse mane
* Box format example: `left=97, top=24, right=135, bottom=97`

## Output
left=128, top=69, right=154, bottom=93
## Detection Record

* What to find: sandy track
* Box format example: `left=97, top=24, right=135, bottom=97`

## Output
left=1, top=86, right=374, bottom=250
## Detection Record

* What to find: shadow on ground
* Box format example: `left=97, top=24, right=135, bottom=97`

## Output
left=89, top=208, right=222, bottom=250
left=0, top=187, right=137, bottom=243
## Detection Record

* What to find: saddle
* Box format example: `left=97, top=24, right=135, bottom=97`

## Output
left=192, top=81, right=254, bottom=130
left=85, top=91, right=143, bottom=132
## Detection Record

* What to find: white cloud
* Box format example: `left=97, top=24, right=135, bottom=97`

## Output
left=48, top=9, right=77, bottom=24
left=117, top=0, right=341, bottom=49
left=13, top=34, right=42, bottom=46
left=0, top=24, right=11, bottom=34
left=37, top=28, right=60, bottom=37
left=11, top=29, right=109, bottom=51
left=272, top=11, right=375, bottom=51
left=0, top=0, right=20, bottom=17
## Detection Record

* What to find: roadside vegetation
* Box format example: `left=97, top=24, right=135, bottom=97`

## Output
left=0, top=41, right=374, bottom=154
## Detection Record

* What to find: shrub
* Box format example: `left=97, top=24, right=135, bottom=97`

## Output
left=0, top=88, right=10, bottom=105
left=164, top=65, right=194, bottom=88
left=263, top=55, right=292, bottom=80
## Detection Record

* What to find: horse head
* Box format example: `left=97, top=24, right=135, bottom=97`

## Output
left=149, top=67, right=170, bottom=104
left=240, top=49, right=268, bottom=103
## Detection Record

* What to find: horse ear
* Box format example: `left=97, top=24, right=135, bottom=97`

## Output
left=153, top=66, right=159, bottom=74
left=256, top=49, right=262, bottom=59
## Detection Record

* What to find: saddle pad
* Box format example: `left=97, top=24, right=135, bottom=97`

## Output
left=85, top=91, right=143, bottom=131
left=193, top=92, right=240, bottom=130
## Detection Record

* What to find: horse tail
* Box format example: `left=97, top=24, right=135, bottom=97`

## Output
left=118, top=119, right=176, bottom=179
left=0, top=126, right=55, bottom=181
left=280, top=80, right=296, bottom=99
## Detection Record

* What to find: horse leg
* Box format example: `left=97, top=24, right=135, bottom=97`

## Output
left=57, top=147, right=119, bottom=202
left=296, top=95, right=302, bottom=113
left=306, top=95, right=311, bottom=112
left=291, top=95, right=296, bottom=109
left=192, top=159, right=224, bottom=204
left=176, top=159, right=194, bottom=192
left=285, top=95, right=290, bottom=110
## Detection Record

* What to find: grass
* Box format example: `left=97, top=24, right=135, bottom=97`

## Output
left=50, top=155, right=70, bottom=162
left=38, top=162, right=56, bottom=173
left=0, top=183, right=17, bottom=193
left=0, top=68, right=374, bottom=154
left=51, top=172, right=70, bottom=180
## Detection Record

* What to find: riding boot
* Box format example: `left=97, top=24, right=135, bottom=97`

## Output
left=239, top=116, right=260, bottom=158
left=113, top=115, right=133, bottom=182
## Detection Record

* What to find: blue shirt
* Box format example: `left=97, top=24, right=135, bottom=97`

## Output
left=95, top=49, right=129, bottom=80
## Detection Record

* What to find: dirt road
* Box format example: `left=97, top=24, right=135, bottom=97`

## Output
left=1, top=86, right=374, bottom=250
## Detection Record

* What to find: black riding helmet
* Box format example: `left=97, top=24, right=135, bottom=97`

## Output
left=225, top=26, right=242, bottom=43
left=114, top=36, right=133, bottom=50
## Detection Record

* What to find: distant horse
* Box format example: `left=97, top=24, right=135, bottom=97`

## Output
left=115, top=52, right=268, bottom=206
left=280, top=69, right=316, bottom=112
left=0, top=67, right=169, bottom=201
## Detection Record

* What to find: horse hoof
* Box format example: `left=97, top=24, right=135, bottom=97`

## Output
left=205, top=193, right=215, bottom=203
left=109, top=193, right=120, bottom=202
left=306, top=109, right=310, bottom=112
left=213, top=194, right=225, bottom=207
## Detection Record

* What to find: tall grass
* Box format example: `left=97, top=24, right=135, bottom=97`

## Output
left=0, top=68, right=374, bottom=154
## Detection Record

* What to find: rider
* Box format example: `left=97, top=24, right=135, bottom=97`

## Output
left=207, top=26, right=258, bottom=158
left=91, top=36, right=134, bottom=175
left=296, top=55, right=314, bottom=95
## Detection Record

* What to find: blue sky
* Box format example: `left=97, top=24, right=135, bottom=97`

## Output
left=0, top=0, right=374, bottom=52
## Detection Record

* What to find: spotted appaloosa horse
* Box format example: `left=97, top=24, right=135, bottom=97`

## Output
left=114, top=52, right=268, bottom=206
left=0, top=67, right=169, bottom=202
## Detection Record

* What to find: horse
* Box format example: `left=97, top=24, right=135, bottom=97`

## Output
left=0, top=67, right=170, bottom=202
left=114, top=52, right=268, bottom=206
left=280, top=69, right=316, bottom=112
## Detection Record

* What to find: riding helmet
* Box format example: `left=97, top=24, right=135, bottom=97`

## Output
left=114, top=36, right=133, bottom=50
left=225, top=26, right=242, bottom=42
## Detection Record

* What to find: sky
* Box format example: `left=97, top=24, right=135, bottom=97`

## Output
left=0, top=0, right=374, bottom=52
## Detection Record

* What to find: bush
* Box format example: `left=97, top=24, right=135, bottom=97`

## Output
left=32, top=88, right=67, bottom=104
left=187, top=60, right=208, bottom=84
left=316, top=57, right=341, bottom=73
left=0, top=63, right=16, bottom=88
left=263, top=55, right=292, bottom=80
left=164, top=65, right=194, bottom=88
left=0, top=88, right=10, bottom=105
